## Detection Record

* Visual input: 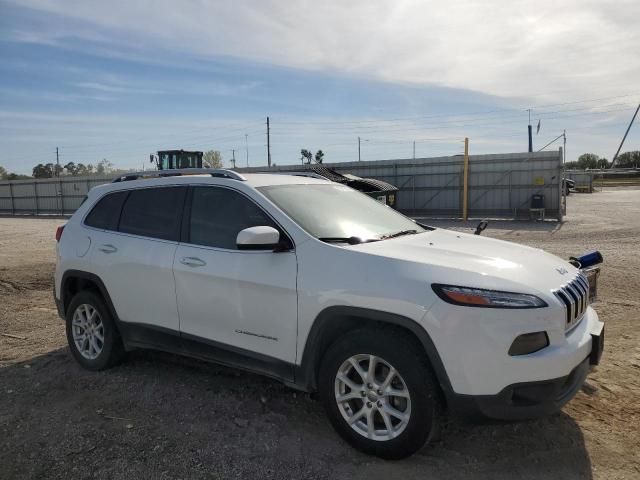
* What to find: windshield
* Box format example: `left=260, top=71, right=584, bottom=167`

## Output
left=257, top=183, right=426, bottom=241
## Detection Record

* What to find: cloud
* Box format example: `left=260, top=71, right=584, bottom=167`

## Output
left=6, top=0, right=640, bottom=102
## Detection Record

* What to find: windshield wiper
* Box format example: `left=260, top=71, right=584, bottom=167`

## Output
left=379, top=229, right=418, bottom=240
left=318, top=236, right=379, bottom=245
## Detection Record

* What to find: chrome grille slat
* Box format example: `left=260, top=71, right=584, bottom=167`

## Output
left=553, top=274, right=589, bottom=332
left=574, top=279, right=588, bottom=315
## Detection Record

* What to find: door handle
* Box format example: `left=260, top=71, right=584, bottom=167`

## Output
left=98, top=244, right=118, bottom=254
left=180, top=257, right=206, bottom=267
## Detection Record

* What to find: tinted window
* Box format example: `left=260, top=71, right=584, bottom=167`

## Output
left=84, top=191, right=128, bottom=231
left=119, top=187, right=186, bottom=241
left=189, top=187, right=277, bottom=249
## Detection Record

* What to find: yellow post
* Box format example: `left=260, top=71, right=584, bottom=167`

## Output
left=463, top=137, right=469, bottom=220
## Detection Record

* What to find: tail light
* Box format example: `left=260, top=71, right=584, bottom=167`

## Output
left=55, top=225, right=66, bottom=242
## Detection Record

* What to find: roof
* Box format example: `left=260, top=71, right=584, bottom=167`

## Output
left=92, top=170, right=332, bottom=196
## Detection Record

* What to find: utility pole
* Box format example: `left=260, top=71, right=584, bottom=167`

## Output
left=527, top=109, right=533, bottom=153
left=245, top=134, right=249, bottom=167
left=563, top=130, right=566, bottom=164
left=231, top=149, right=236, bottom=169
left=56, top=147, right=60, bottom=177
left=358, top=136, right=361, bottom=162
left=413, top=141, right=416, bottom=160
left=611, top=103, right=640, bottom=168
left=266, top=117, right=271, bottom=168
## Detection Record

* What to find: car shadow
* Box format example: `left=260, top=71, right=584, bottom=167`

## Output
left=0, top=348, right=592, bottom=480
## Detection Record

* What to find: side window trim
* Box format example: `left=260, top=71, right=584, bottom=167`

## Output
left=182, top=184, right=294, bottom=251
left=113, top=190, right=130, bottom=232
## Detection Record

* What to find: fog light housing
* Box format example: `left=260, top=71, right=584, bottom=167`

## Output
left=508, top=332, right=549, bottom=356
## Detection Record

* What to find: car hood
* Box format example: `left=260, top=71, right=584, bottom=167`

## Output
left=350, top=228, right=577, bottom=293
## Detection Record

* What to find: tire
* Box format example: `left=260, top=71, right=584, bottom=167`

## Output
left=65, top=290, right=125, bottom=370
left=318, top=328, right=442, bottom=459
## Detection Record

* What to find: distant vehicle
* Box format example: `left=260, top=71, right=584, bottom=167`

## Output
left=563, top=177, right=575, bottom=195
left=151, top=150, right=204, bottom=170
left=54, top=169, right=604, bottom=459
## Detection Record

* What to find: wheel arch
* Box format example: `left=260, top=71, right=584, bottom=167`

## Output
left=296, top=306, right=454, bottom=402
left=60, top=270, right=120, bottom=323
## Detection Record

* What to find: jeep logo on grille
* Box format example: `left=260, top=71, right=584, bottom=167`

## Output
left=556, top=267, right=568, bottom=275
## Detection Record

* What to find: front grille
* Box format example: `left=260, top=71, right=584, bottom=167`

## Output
left=553, top=273, right=589, bottom=331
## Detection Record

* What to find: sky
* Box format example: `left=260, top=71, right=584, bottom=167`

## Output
left=0, top=0, right=639, bottom=174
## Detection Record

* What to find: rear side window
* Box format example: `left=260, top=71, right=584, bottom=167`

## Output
left=84, top=191, right=128, bottom=231
left=188, top=187, right=277, bottom=249
left=119, top=187, right=186, bottom=241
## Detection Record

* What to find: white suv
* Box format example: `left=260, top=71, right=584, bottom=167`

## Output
left=54, top=169, right=604, bottom=459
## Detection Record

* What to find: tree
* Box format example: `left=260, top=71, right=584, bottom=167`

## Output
left=0, top=165, right=7, bottom=180
left=96, top=159, right=114, bottom=174
left=64, top=162, right=78, bottom=176
left=314, top=150, right=324, bottom=164
left=576, top=153, right=599, bottom=170
left=614, top=151, right=640, bottom=168
left=33, top=163, right=56, bottom=178
left=596, top=158, right=610, bottom=169
left=300, top=149, right=313, bottom=165
left=564, top=161, right=579, bottom=169
left=203, top=150, right=223, bottom=169
left=7, top=173, right=31, bottom=180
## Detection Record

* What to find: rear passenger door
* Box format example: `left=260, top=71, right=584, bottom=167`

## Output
left=173, top=186, right=298, bottom=365
left=88, top=186, right=186, bottom=333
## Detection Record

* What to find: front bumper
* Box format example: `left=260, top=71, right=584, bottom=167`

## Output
left=449, top=321, right=604, bottom=420
left=451, top=356, right=590, bottom=420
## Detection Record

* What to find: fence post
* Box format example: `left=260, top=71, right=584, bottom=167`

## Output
left=462, top=137, right=469, bottom=220
left=59, top=178, right=64, bottom=216
left=33, top=181, right=39, bottom=215
left=412, top=175, right=416, bottom=215
left=8, top=181, right=15, bottom=215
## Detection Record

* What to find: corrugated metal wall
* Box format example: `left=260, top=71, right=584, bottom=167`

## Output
left=0, top=150, right=562, bottom=219
left=0, top=175, right=115, bottom=215
left=240, top=150, right=564, bottom=219
left=565, top=170, right=594, bottom=192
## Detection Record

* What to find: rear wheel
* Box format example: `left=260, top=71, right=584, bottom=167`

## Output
left=66, top=290, right=124, bottom=370
left=319, top=328, right=441, bottom=459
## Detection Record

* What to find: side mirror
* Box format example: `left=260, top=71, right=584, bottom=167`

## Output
left=236, top=226, right=284, bottom=251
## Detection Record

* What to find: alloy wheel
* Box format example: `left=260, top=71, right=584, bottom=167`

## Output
left=334, top=354, right=412, bottom=441
left=71, top=304, right=105, bottom=360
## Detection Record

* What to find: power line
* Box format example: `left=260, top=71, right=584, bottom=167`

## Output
left=272, top=93, right=639, bottom=127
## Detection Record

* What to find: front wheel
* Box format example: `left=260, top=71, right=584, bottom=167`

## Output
left=318, top=328, right=441, bottom=459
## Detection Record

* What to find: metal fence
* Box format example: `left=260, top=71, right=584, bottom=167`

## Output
left=241, top=150, right=564, bottom=220
left=565, top=170, right=595, bottom=193
left=0, top=175, right=116, bottom=215
left=1, top=150, right=563, bottom=219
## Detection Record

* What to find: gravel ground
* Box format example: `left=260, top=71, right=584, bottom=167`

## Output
left=1, top=188, right=639, bottom=479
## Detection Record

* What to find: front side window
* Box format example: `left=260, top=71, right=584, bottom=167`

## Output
left=84, top=191, right=128, bottom=231
left=188, top=187, right=277, bottom=249
left=118, top=187, right=186, bottom=241
left=257, top=183, right=425, bottom=241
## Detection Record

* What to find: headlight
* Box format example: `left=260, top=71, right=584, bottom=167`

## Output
left=432, top=284, right=547, bottom=309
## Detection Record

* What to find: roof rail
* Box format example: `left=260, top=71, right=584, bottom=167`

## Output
left=267, top=171, right=329, bottom=180
left=111, top=168, right=246, bottom=183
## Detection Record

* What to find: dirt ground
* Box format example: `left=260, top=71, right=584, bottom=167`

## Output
left=1, top=188, right=639, bottom=479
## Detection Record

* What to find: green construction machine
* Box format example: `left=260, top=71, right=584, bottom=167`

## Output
left=151, top=150, right=205, bottom=170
